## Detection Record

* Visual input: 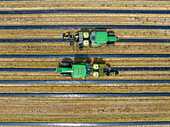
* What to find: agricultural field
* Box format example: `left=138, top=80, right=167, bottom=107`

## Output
left=0, top=0, right=169, bottom=126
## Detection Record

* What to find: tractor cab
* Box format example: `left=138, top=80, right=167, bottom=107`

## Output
left=90, top=31, right=117, bottom=47
left=72, top=63, right=90, bottom=78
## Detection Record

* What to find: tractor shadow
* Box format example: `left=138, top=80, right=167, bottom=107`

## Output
left=90, top=29, right=107, bottom=32
left=75, top=29, right=107, bottom=33
left=59, top=55, right=91, bottom=66
left=78, top=29, right=90, bottom=32
left=93, top=58, right=111, bottom=67
left=59, top=58, right=73, bottom=67
left=74, top=55, right=91, bottom=64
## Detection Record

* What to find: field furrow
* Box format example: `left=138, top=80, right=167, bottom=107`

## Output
left=0, top=58, right=169, bottom=68
left=0, top=97, right=169, bottom=122
left=0, top=83, right=169, bottom=93
left=0, top=43, right=169, bottom=54
left=0, top=14, right=169, bottom=26
left=0, top=1, right=169, bottom=11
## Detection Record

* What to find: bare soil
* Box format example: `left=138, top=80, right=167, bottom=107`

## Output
left=0, top=14, right=169, bottom=26
left=0, top=83, right=169, bottom=93
left=0, top=43, right=169, bottom=55
left=0, top=58, right=169, bottom=68
left=0, top=1, right=169, bottom=11
left=0, top=97, right=169, bottom=122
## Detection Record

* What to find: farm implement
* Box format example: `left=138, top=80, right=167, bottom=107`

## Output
left=61, top=30, right=118, bottom=50
left=56, top=62, right=118, bottom=78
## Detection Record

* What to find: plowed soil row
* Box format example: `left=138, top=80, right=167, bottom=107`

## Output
left=0, top=83, right=169, bottom=93
left=0, top=14, right=169, bottom=26
left=0, top=58, right=169, bottom=68
left=0, top=29, right=169, bottom=39
left=0, top=1, right=169, bottom=11
left=0, top=43, right=169, bottom=55
left=0, top=97, right=169, bottom=122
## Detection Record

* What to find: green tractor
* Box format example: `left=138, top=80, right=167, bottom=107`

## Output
left=61, top=30, right=118, bottom=50
left=56, top=62, right=118, bottom=79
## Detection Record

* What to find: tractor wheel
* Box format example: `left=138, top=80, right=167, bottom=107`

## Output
left=108, top=32, right=115, bottom=36
left=107, top=43, right=115, bottom=47
left=60, top=62, right=72, bottom=67
left=60, top=73, right=72, bottom=77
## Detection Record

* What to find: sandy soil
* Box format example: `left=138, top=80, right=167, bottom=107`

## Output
left=0, top=1, right=169, bottom=11
left=0, top=58, right=169, bottom=68
left=0, top=43, right=169, bottom=55
left=0, top=14, right=169, bottom=26
left=0, top=83, right=169, bottom=93
left=0, top=97, right=169, bottom=122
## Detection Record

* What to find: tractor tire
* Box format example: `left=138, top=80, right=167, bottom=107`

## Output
left=108, top=32, right=115, bottom=36
left=107, top=43, right=115, bottom=47
left=60, top=73, right=71, bottom=77
left=60, top=62, right=71, bottom=67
